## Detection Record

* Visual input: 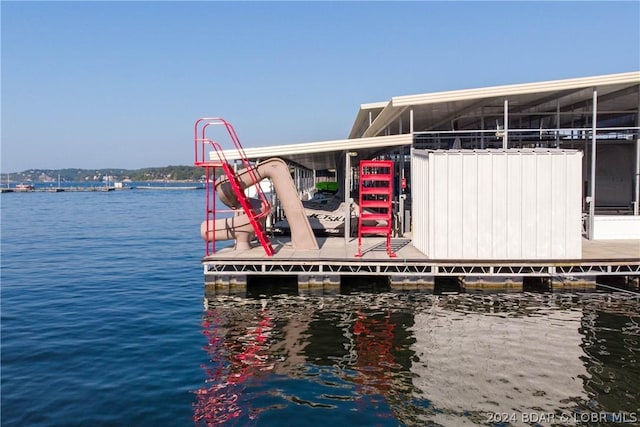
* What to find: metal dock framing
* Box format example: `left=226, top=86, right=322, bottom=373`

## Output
left=202, top=237, right=640, bottom=294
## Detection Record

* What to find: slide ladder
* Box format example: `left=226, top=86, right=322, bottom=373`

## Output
left=194, top=118, right=274, bottom=256
left=355, top=160, right=396, bottom=258
left=200, top=162, right=223, bottom=257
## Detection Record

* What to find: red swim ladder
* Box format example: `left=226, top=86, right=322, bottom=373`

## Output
left=194, top=118, right=274, bottom=256
left=355, top=160, right=396, bottom=258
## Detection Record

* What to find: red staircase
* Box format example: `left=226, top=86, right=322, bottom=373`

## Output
left=194, top=118, right=274, bottom=257
left=355, top=160, right=396, bottom=258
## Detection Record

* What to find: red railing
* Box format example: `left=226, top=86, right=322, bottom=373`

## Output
left=193, top=118, right=274, bottom=256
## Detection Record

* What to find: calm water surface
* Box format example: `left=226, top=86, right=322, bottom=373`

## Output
left=1, top=190, right=639, bottom=426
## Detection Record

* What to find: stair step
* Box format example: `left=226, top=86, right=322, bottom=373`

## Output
left=360, top=213, right=391, bottom=221
left=360, top=187, right=392, bottom=195
left=360, top=200, right=392, bottom=208
left=360, top=174, right=393, bottom=181
left=359, top=226, right=391, bottom=234
left=360, top=161, right=394, bottom=169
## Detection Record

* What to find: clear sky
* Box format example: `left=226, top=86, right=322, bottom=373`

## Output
left=2, top=1, right=639, bottom=172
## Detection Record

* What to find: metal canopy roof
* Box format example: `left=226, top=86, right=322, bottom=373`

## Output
left=220, top=134, right=413, bottom=171
left=221, top=71, right=639, bottom=171
left=351, top=71, right=640, bottom=138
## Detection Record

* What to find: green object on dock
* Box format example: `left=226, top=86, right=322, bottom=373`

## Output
left=315, top=181, right=338, bottom=193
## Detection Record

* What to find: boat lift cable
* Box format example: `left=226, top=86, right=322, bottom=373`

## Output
left=595, top=282, right=640, bottom=297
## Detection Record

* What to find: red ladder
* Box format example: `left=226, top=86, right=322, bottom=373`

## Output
left=200, top=162, right=224, bottom=257
left=194, top=118, right=274, bottom=256
left=355, top=160, right=396, bottom=257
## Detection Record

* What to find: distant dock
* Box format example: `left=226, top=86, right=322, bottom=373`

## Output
left=1, top=186, right=124, bottom=193
left=1, top=185, right=204, bottom=193
left=135, top=185, right=203, bottom=191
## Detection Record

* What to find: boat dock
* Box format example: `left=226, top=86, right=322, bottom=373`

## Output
left=1, top=186, right=124, bottom=193
left=202, top=236, right=640, bottom=295
left=194, top=74, right=640, bottom=296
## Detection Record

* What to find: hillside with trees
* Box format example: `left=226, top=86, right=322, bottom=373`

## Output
left=2, top=166, right=218, bottom=184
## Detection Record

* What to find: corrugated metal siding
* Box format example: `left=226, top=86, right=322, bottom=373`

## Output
left=411, top=149, right=583, bottom=260
left=411, top=149, right=429, bottom=255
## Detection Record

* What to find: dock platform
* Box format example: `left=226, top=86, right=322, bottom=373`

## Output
left=202, top=237, right=640, bottom=294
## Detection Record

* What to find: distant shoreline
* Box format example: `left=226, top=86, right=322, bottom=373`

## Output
left=1, top=184, right=204, bottom=193
left=1, top=180, right=206, bottom=193
left=2, top=166, right=209, bottom=184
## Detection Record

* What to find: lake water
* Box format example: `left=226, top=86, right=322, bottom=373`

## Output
left=1, top=190, right=639, bottom=426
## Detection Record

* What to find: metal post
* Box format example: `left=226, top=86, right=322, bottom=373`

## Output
left=312, top=169, right=316, bottom=195
left=588, top=89, right=597, bottom=239
left=481, top=106, right=485, bottom=149
left=635, top=138, right=640, bottom=216
left=409, top=108, right=414, bottom=133
left=399, top=116, right=403, bottom=134
left=635, top=95, right=640, bottom=216
left=519, top=116, right=523, bottom=146
left=398, top=148, right=405, bottom=237
left=503, top=99, right=509, bottom=149
left=556, top=99, right=561, bottom=147
left=344, top=152, right=357, bottom=243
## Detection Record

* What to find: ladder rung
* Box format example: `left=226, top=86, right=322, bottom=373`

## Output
left=359, top=226, right=391, bottom=234
left=360, top=200, right=391, bottom=208
left=360, top=174, right=392, bottom=181
left=360, top=213, right=391, bottom=221
left=360, top=187, right=392, bottom=195
left=195, top=161, right=226, bottom=168
left=361, top=160, right=393, bottom=168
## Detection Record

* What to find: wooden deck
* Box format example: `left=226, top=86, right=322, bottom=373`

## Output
left=581, top=239, right=640, bottom=260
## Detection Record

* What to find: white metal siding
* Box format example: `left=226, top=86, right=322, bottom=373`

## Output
left=411, top=149, right=583, bottom=260
left=593, top=216, right=640, bottom=239
left=411, top=149, right=429, bottom=255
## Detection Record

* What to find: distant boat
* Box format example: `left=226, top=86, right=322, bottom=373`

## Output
left=15, top=184, right=35, bottom=192
left=136, top=185, right=202, bottom=190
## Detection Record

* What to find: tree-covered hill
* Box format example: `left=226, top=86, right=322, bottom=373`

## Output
left=2, top=166, right=219, bottom=183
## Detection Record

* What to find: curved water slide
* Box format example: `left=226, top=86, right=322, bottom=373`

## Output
left=200, top=158, right=319, bottom=251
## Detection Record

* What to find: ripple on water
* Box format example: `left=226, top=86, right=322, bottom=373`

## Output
left=195, top=292, right=640, bottom=426
left=3, top=192, right=639, bottom=426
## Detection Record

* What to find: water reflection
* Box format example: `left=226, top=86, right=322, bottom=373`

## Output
left=194, top=291, right=640, bottom=426
left=579, top=298, right=640, bottom=417
left=194, top=303, right=275, bottom=425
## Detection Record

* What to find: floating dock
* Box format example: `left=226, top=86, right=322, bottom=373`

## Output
left=192, top=70, right=640, bottom=297
left=1, top=186, right=122, bottom=193
left=202, top=236, right=640, bottom=295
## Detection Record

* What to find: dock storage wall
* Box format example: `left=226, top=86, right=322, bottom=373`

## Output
left=593, top=215, right=640, bottom=239
left=411, top=149, right=583, bottom=260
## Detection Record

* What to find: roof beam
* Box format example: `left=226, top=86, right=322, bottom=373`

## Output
left=349, top=103, right=386, bottom=139
left=559, top=84, right=639, bottom=113
left=508, top=88, right=586, bottom=114
left=362, top=104, right=407, bottom=138
left=421, top=98, right=491, bottom=131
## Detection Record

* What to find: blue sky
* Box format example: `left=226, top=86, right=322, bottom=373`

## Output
left=2, top=1, right=639, bottom=172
